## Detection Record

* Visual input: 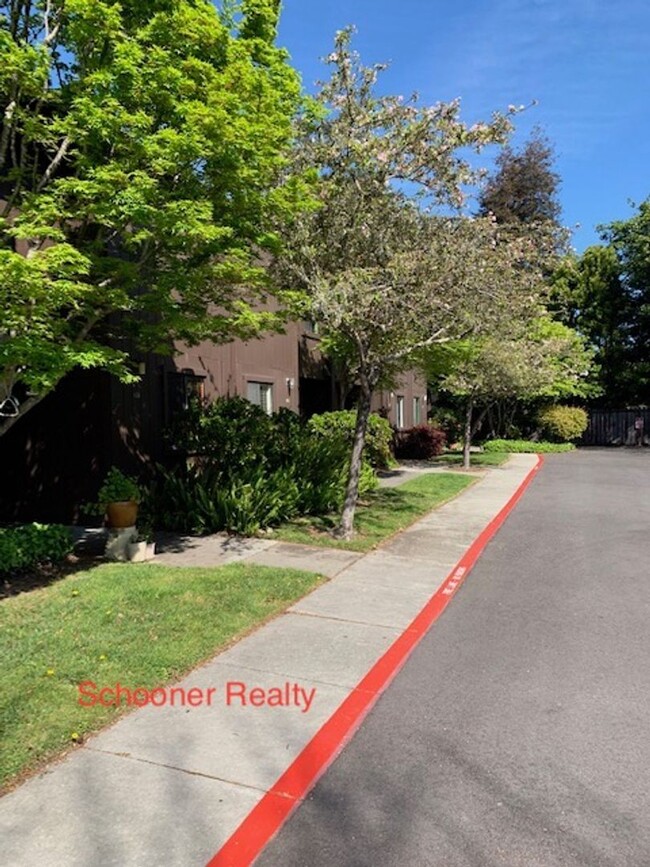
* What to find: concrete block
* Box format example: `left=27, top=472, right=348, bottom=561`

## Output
left=104, top=526, right=136, bottom=562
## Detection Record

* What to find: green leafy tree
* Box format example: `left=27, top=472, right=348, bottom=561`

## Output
left=0, top=0, right=303, bottom=432
left=598, top=200, right=650, bottom=405
left=550, top=245, right=633, bottom=405
left=274, top=29, right=547, bottom=538
left=432, top=317, right=595, bottom=467
left=470, top=126, right=576, bottom=440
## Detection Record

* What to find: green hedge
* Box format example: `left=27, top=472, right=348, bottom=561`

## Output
left=483, top=439, right=575, bottom=454
left=147, top=398, right=379, bottom=535
left=0, top=524, right=73, bottom=574
left=308, top=410, right=393, bottom=469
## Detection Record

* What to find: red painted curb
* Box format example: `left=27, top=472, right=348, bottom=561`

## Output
left=206, top=455, right=544, bottom=867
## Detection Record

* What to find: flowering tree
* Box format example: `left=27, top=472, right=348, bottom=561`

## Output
left=433, top=317, right=595, bottom=467
left=274, top=28, right=548, bottom=538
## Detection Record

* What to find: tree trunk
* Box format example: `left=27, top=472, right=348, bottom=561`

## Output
left=506, top=400, right=517, bottom=437
left=463, top=396, right=474, bottom=470
left=336, top=378, right=373, bottom=539
left=487, top=403, right=496, bottom=439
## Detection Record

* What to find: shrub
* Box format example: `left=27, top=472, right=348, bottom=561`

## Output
left=394, top=425, right=447, bottom=460
left=308, top=410, right=393, bottom=469
left=144, top=465, right=294, bottom=536
left=147, top=399, right=379, bottom=535
left=168, top=396, right=275, bottom=476
left=146, top=447, right=377, bottom=536
left=537, top=405, right=589, bottom=442
left=0, top=524, right=73, bottom=575
left=428, top=409, right=464, bottom=444
left=483, top=439, right=575, bottom=453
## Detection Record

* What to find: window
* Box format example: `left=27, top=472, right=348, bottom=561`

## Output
left=413, top=396, right=421, bottom=425
left=247, top=381, right=273, bottom=415
left=396, top=395, right=405, bottom=429
left=167, top=371, right=205, bottom=417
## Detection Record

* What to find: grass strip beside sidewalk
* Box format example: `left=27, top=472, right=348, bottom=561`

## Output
left=435, top=452, right=510, bottom=467
left=271, top=471, right=475, bottom=552
left=0, top=562, right=323, bottom=791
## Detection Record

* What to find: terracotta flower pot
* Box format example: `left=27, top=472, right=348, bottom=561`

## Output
left=106, top=500, right=139, bottom=529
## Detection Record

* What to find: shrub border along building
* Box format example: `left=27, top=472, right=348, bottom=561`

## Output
left=0, top=524, right=73, bottom=575
left=145, top=399, right=382, bottom=536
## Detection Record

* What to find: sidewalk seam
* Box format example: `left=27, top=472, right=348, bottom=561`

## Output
left=82, top=747, right=277, bottom=797
left=286, top=609, right=412, bottom=631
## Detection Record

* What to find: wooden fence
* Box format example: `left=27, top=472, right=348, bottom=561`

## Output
left=582, top=409, right=650, bottom=446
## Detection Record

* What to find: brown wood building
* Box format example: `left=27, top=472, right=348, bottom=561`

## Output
left=0, top=323, right=427, bottom=524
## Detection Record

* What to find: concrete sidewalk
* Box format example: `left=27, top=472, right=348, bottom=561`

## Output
left=0, top=455, right=537, bottom=867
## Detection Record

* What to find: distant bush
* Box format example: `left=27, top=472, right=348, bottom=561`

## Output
left=483, top=439, right=575, bottom=454
left=394, top=424, right=447, bottom=460
left=308, top=410, right=393, bottom=469
left=147, top=398, right=378, bottom=535
left=537, top=405, right=589, bottom=442
left=0, top=524, right=73, bottom=575
left=428, top=409, right=464, bottom=444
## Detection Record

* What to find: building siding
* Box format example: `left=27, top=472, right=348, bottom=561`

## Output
left=1, top=322, right=428, bottom=523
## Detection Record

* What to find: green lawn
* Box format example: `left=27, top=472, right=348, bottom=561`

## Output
left=0, top=562, right=323, bottom=791
left=435, top=451, right=511, bottom=467
left=271, top=471, right=475, bottom=552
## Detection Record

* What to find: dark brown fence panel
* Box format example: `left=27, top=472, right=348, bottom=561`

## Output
left=582, top=409, right=650, bottom=446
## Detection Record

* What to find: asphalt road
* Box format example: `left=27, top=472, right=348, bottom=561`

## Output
left=256, top=449, right=650, bottom=867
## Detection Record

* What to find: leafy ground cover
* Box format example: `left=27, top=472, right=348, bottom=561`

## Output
left=483, top=439, right=575, bottom=453
left=0, top=562, right=322, bottom=791
left=271, top=472, right=475, bottom=552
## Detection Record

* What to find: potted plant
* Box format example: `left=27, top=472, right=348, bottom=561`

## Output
left=97, top=468, right=142, bottom=529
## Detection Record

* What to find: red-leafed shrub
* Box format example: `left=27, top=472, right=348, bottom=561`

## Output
left=394, top=425, right=446, bottom=460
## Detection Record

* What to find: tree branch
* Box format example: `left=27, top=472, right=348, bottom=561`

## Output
left=36, top=135, right=71, bottom=191
left=0, top=392, right=48, bottom=438
left=0, top=98, right=17, bottom=169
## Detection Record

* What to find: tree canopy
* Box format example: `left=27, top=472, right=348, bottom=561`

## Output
left=550, top=199, right=650, bottom=407
left=478, top=128, right=562, bottom=228
left=274, top=29, right=549, bottom=536
left=428, top=315, right=594, bottom=465
left=0, top=0, right=304, bottom=430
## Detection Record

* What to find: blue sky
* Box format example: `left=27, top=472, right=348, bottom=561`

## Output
left=278, top=0, right=650, bottom=252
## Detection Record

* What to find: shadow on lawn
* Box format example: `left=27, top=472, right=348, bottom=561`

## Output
left=0, top=555, right=100, bottom=599
left=283, top=486, right=412, bottom=532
